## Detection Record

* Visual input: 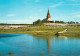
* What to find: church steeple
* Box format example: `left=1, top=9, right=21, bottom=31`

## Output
left=47, top=9, right=51, bottom=21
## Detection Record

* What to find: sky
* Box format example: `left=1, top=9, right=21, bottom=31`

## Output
left=0, top=0, right=80, bottom=24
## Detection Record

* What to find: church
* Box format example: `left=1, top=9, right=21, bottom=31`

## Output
left=33, top=9, right=54, bottom=25
left=46, top=9, right=53, bottom=23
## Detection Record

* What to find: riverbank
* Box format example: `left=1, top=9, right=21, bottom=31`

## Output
left=0, top=26, right=80, bottom=37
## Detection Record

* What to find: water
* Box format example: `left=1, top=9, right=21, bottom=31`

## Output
left=0, top=33, right=80, bottom=56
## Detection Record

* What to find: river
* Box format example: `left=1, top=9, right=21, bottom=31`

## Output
left=0, top=33, right=80, bottom=56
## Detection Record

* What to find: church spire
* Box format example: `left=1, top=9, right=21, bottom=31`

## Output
left=47, top=9, right=51, bottom=21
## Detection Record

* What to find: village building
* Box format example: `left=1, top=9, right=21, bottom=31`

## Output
left=46, top=9, right=54, bottom=23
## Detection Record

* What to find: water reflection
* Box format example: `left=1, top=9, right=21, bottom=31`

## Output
left=0, top=33, right=20, bottom=37
left=46, top=37, right=50, bottom=53
left=0, top=33, right=80, bottom=56
left=34, top=35, right=80, bottom=56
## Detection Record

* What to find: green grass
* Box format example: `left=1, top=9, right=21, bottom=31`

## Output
left=0, top=26, right=80, bottom=37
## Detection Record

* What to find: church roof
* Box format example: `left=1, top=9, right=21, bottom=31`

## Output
left=47, top=9, right=50, bottom=17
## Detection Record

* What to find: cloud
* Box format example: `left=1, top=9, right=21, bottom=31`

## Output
left=29, top=16, right=40, bottom=19
left=72, top=12, right=80, bottom=14
left=50, top=2, right=63, bottom=8
left=72, top=12, right=80, bottom=17
left=35, top=0, right=39, bottom=2
left=28, top=16, right=44, bottom=21
left=2, top=19, right=33, bottom=24
left=7, top=14, right=16, bottom=17
left=29, top=16, right=34, bottom=19
left=49, top=1, right=80, bottom=7
left=71, top=0, right=80, bottom=1
left=63, top=4, right=80, bottom=6
left=75, top=15, right=80, bottom=17
left=71, top=0, right=76, bottom=1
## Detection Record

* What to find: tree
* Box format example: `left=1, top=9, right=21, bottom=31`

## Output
left=68, top=21, right=75, bottom=24
left=55, top=21, right=65, bottom=23
left=76, top=22, right=79, bottom=24
left=33, top=19, right=41, bottom=25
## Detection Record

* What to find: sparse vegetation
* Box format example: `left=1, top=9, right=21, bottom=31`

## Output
left=55, top=21, right=65, bottom=23
left=8, top=52, right=13, bottom=55
left=0, top=25, right=80, bottom=37
left=33, top=19, right=80, bottom=25
left=33, top=18, right=54, bottom=25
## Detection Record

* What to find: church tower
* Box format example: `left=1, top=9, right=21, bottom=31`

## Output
left=47, top=9, right=51, bottom=21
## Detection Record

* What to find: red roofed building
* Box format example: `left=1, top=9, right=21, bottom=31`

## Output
left=46, top=9, right=53, bottom=23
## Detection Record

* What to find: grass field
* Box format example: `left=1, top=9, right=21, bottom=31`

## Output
left=0, top=26, right=80, bottom=37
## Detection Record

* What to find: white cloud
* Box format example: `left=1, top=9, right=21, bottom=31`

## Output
left=27, top=16, right=44, bottom=22
left=5, top=20, right=33, bottom=24
left=63, top=4, right=80, bottom=6
left=72, top=12, right=80, bottom=17
left=50, top=2, right=63, bottom=8
left=72, top=12, right=80, bottom=15
left=75, top=15, right=80, bottom=17
left=35, top=0, right=39, bottom=2
left=29, top=16, right=34, bottom=19
left=7, top=14, right=16, bottom=17
left=71, top=0, right=80, bottom=1
left=29, top=16, right=40, bottom=19
left=49, top=1, right=80, bottom=7
left=71, top=0, right=76, bottom=1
